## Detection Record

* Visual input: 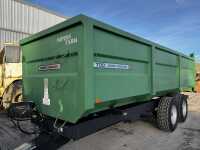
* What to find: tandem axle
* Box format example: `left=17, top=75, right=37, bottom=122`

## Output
left=8, top=93, right=188, bottom=140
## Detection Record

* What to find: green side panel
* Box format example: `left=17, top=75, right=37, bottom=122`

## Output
left=180, top=56, right=195, bottom=90
left=93, top=27, right=151, bottom=104
left=22, top=24, right=85, bottom=123
left=154, top=48, right=179, bottom=92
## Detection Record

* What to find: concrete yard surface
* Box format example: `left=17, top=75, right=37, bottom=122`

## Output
left=57, top=93, right=200, bottom=150
left=0, top=112, right=35, bottom=150
left=0, top=93, right=200, bottom=150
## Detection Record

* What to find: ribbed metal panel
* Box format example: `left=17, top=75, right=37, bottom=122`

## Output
left=0, top=0, right=67, bottom=49
left=0, top=29, right=29, bottom=49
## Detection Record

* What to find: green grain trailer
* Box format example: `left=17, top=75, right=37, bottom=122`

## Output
left=14, top=15, right=195, bottom=139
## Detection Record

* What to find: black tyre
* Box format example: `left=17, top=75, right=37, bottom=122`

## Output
left=157, top=97, right=178, bottom=132
left=1, top=80, right=22, bottom=109
left=178, top=94, right=188, bottom=122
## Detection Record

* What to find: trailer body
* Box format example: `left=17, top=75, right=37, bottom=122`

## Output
left=20, top=15, right=195, bottom=124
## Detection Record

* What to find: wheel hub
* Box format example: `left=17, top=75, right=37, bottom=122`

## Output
left=182, top=100, right=187, bottom=117
left=171, top=105, right=177, bottom=125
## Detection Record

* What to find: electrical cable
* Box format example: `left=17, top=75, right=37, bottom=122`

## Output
left=7, top=105, right=41, bottom=135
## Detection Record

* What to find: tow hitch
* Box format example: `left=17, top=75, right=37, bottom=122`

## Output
left=7, top=102, right=41, bottom=135
left=7, top=102, right=35, bottom=119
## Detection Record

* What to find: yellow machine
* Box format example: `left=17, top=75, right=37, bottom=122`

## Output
left=0, top=43, right=22, bottom=109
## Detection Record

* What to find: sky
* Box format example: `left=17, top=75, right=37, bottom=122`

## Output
left=29, top=0, right=200, bottom=61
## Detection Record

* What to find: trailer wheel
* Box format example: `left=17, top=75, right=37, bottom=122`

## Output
left=178, top=95, right=188, bottom=122
left=157, top=97, right=178, bottom=132
left=1, top=80, right=22, bottom=109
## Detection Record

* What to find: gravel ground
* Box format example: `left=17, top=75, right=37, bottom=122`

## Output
left=0, top=93, right=200, bottom=150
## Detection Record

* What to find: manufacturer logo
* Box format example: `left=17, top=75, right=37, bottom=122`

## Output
left=57, top=33, right=78, bottom=46
left=39, top=64, right=61, bottom=71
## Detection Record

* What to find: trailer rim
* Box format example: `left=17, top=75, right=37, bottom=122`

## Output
left=182, top=100, right=187, bottom=118
left=171, top=105, right=178, bottom=125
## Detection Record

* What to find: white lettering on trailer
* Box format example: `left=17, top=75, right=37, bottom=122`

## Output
left=94, top=62, right=129, bottom=70
left=57, top=33, right=78, bottom=46
left=43, top=78, right=50, bottom=106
